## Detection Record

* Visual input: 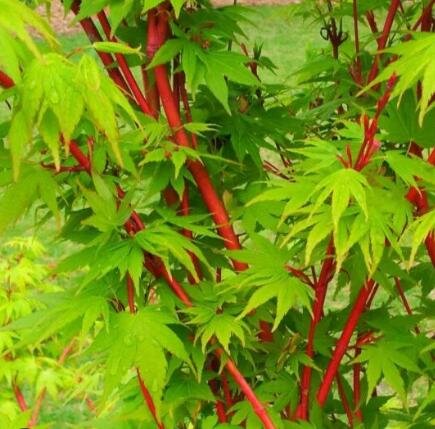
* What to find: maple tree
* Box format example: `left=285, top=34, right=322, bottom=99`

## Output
left=0, top=0, right=434, bottom=428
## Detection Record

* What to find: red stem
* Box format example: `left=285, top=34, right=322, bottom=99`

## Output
left=142, top=64, right=160, bottom=116
left=317, top=280, right=377, bottom=406
left=96, top=10, right=154, bottom=117
left=85, top=397, right=97, bottom=413
left=365, top=11, right=379, bottom=35
left=137, top=370, right=165, bottom=429
left=70, top=1, right=130, bottom=94
left=0, top=70, right=14, bottom=89
left=394, top=277, right=420, bottom=334
left=336, top=374, right=354, bottom=427
left=126, top=274, right=136, bottom=313
left=149, top=11, right=247, bottom=272
left=209, top=374, right=228, bottom=423
left=295, top=240, right=335, bottom=419
left=354, top=74, right=397, bottom=171
left=28, top=389, right=46, bottom=428
left=412, top=0, right=435, bottom=31
left=221, top=371, right=234, bottom=409
left=13, top=383, right=28, bottom=412
left=263, top=161, right=290, bottom=180
left=217, top=349, right=276, bottom=429
left=352, top=0, right=362, bottom=85
left=367, top=0, right=401, bottom=83
left=353, top=354, right=363, bottom=422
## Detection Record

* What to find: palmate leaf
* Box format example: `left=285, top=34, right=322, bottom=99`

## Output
left=10, top=53, right=139, bottom=176
left=149, top=38, right=259, bottom=113
left=135, top=224, right=210, bottom=282
left=164, top=374, right=215, bottom=409
left=57, top=239, right=146, bottom=290
left=288, top=139, right=341, bottom=174
left=356, top=187, right=410, bottom=274
left=203, top=51, right=259, bottom=113
left=310, top=168, right=369, bottom=229
left=239, top=274, right=312, bottom=332
left=93, top=308, right=188, bottom=408
left=2, top=292, right=109, bottom=346
left=80, top=181, right=131, bottom=233
left=380, top=91, right=435, bottom=148
left=230, top=235, right=313, bottom=331
left=186, top=305, right=248, bottom=353
left=0, top=0, right=57, bottom=59
left=0, top=166, right=59, bottom=233
left=355, top=340, right=421, bottom=403
left=371, top=33, right=435, bottom=125
left=0, top=28, right=24, bottom=82
left=248, top=179, right=316, bottom=219
left=385, top=151, right=435, bottom=187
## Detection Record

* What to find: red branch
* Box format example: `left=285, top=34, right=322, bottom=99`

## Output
left=394, top=277, right=420, bottom=334
left=137, top=370, right=164, bottom=429
left=365, top=11, right=379, bottom=35
left=70, top=1, right=130, bottom=94
left=295, top=240, right=335, bottom=419
left=336, top=374, right=354, bottom=427
left=412, top=0, right=435, bottom=31
left=367, top=0, right=401, bottom=83
left=28, top=390, right=46, bottom=428
left=354, top=74, right=397, bottom=171
left=208, top=367, right=228, bottom=423
left=405, top=145, right=435, bottom=265
left=95, top=10, right=154, bottom=117
left=126, top=274, right=136, bottom=314
left=13, top=383, right=28, bottom=412
left=353, top=351, right=363, bottom=422
left=351, top=0, right=362, bottom=85
left=149, top=10, right=247, bottom=272
left=217, top=349, right=275, bottom=429
left=317, top=280, right=377, bottom=406
left=0, top=70, right=14, bottom=89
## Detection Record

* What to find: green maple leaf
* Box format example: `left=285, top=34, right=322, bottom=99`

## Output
left=94, top=308, right=189, bottom=409
left=355, top=340, right=420, bottom=403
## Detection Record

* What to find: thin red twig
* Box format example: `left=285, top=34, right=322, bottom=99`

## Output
left=352, top=0, right=362, bottom=85
left=96, top=10, right=154, bottom=117
left=70, top=1, right=130, bottom=94
left=394, top=277, right=420, bottom=334
left=336, top=374, right=354, bottom=427
left=12, top=383, right=28, bottom=412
